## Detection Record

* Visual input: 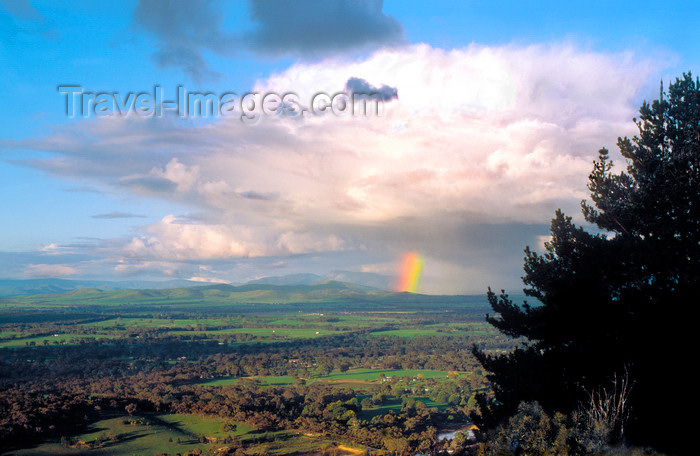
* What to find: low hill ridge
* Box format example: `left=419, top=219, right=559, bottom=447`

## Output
left=0, top=280, right=489, bottom=312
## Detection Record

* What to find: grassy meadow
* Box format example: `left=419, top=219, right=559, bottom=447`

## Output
left=6, top=412, right=334, bottom=456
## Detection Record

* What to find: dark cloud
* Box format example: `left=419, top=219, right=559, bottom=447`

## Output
left=315, top=214, right=549, bottom=293
left=92, top=212, right=147, bottom=219
left=238, top=190, right=279, bottom=201
left=0, top=0, right=57, bottom=43
left=151, top=45, right=215, bottom=83
left=119, top=175, right=178, bottom=193
left=0, top=0, right=42, bottom=21
left=132, top=0, right=405, bottom=80
left=246, top=0, right=406, bottom=57
left=64, top=186, right=108, bottom=194
left=344, top=77, right=398, bottom=101
left=132, top=0, right=233, bottom=81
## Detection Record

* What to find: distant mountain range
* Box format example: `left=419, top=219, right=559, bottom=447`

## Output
left=246, top=270, right=394, bottom=290
left=0, top=278, right=204, bottom=298
left=0, top=280, right=489, bottom=314
left=0, top=271, right=395, bottom=298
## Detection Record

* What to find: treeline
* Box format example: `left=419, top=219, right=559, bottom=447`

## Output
left=1, top=330, right=512, bottom=383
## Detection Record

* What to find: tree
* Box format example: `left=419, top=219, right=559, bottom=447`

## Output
left=125, top=403, right=137, bottom=416
left=475, top=402, right=576, bottom=456
left=473, top=73, right=699, bottom=454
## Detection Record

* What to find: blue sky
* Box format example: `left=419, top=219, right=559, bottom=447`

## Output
left=1, top=0, right=698, bottom=293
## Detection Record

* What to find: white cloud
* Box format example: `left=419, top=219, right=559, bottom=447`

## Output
left=26, top=263, right=77, bottom=277
left=124, top=214, right=348, bottom=261
left=11, top=43, right=663, bottom=291
left=187, top=276, right=229, bottom=284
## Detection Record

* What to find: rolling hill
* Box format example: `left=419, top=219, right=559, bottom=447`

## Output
left=0, top=280, right=486, bottom=313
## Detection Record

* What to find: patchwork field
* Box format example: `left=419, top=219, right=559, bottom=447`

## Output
left=8, top=413, right=248, bottom=455
left=6, top=412, right=344, bottom=456
left=0, top=285, right=497, bottom=455
left=0, top=308, right=497, bottom=348
left=199, top=368, right=465, bottom=389
left=359, top=397, right=450, bottom=420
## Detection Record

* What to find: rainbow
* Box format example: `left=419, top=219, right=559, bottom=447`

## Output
left=396, top=252, right=424, bottom=293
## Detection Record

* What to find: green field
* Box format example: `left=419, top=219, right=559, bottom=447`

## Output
left=0, top=317, right=352, bottom=348
left=0, top=333, right=118, bottom=347
left=324, top=368, right=454, bottom=381
left=168, top=326, right=344, bottom=339
left=202, top=375, right=299, bottom=387
left=359, top=396, right=450, bottom=420
left=8, top=413, right=248, bottom=455
left=6, top=412, right=337, bottom=456
left=369, top=328, right=465, bottom=338
left=200, top=368, right=460, bottom=388
left=425, top=321, right=496, bottom=335
left=267, top=314, right=404, bottom=328
left=84, top=317, right=241, bottom=328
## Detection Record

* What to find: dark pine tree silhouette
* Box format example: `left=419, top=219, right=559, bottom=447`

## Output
left=473, top=73, right=699, bottom=455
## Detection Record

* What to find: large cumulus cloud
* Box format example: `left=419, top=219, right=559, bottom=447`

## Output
left=8, top=43, right=658, bottom=292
